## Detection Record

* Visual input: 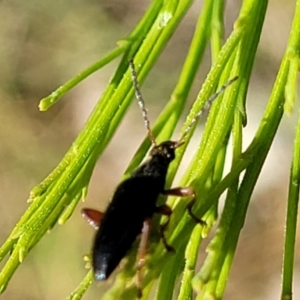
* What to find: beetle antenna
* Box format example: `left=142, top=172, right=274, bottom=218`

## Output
left=129, top=60, right=157, bottom=146
left=177, top=76, right=238, bottom=145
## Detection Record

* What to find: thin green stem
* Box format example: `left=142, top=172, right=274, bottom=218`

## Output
left=39, top=44, right=128, bottom=111
left=151, top=1, right=217, bottom=295
left=155, top=246, right=185, bottom=300
left=178, top=226, right=202, bottom=300
left=281, top=107, right=300, bottom=300
left=284, top=0, right=300, bottom=115
left=210, top=0, right=225, bottom=62
left=66, top=270, right=93, bottom=300
left=281, top=1, right=300, bottom=298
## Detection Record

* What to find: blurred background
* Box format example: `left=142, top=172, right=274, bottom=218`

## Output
left=0, top=0, right=299, bottom=299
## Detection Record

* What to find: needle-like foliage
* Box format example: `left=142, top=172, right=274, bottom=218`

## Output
left=1, top=0, right=300, bottom=300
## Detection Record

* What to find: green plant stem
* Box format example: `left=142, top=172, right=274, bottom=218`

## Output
left=177, top=1, right=227, bottom=294
left=210, top=0, right=224, bottom=62
left=66, top=270, right=93, bottom=300
left=284, top=0, right=300, bottom=115
left=193, top=91, right=243, bottom=298
left=39, top=44, right=128, bottom=111
left=178, top=226, right=202, bottom=300
left=153, top=1, right=216, bottom=298
left=213, top=1, right=295, bottom=297
left=38, top=0, right=164, bottom=112
left=216, top=47, right=290, bottom=300
left=190, top=1, right=268, bottom=298
left=162, top=0, right=215, bottom=194
left=281, top=107, right=300, bottom=300
left=155, top=245, right=185, bottom=300
left=281, top=1, right=300, bottom=298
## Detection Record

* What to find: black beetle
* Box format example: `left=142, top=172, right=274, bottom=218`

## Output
left=82, top=60, right=238, bottom=295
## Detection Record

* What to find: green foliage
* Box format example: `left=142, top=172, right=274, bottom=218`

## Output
left=1, top=0, right=300, bottom=299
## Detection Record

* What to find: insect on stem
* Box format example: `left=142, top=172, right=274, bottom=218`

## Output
left=129, top=60, right=157, bottom=146
left=178, top=75, right=239, bottom=144
left=81, top=61, right=239, bottom=298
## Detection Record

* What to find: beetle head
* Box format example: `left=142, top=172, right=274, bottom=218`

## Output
left=150, top=140, right=184, bottom=162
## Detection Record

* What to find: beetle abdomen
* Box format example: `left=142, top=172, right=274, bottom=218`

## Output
left=92, top=177, right=162, bottom=279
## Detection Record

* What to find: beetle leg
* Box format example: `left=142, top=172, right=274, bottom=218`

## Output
left=155, top=205, right=175, bottom=252
left=163, top=187, right=206, bottom=226
left=81, top=208, right=104, bottom=230
left=136, top=219, right=151, bottom=298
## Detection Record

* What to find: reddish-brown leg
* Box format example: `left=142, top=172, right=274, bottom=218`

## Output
left=136, top=219, right=151, bottom=299
left=163, top=187, right=206, bottom=226
left=81, top=208, right=104, bottom=230
left=155, top=205, right=175, bottom=252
